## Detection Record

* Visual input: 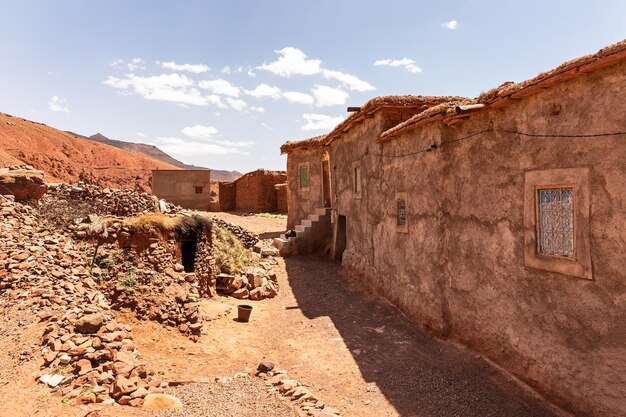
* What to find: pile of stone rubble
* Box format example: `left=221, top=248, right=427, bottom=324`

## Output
left=256, top=362, right=342, bottom=417
left=211, top=217, right=259, bottom=249
left=0, top=194, right=168, bottom=406
left=37, top=182, right=184, bottom=228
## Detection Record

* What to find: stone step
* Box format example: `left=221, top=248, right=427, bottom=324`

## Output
left=295, top=224, right=311, bottom=233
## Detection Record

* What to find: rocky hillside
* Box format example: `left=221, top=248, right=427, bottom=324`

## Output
left=85, top=133, right=242, bottom=182
left=0, top=112, right=178, bottom=191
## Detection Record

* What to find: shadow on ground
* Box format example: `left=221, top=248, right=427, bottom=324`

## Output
left=284, top=255, right=559, bottom=417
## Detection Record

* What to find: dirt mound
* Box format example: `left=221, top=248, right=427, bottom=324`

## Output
left=0, top=112, right=178, bottom=191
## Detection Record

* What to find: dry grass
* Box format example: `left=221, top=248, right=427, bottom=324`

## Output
left=212, top=224, right=253, bottom=274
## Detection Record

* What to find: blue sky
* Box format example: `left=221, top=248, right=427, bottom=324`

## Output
left=0, top=1, right=624, bottom=172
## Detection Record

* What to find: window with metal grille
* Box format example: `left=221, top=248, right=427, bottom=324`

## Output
left=397, top=199, right=407, bottom=226
left=194, top=186, right=203, bottom=194
left=299, top=166, right=309, bottom=189
left=536, top=188, right=574, bottom=258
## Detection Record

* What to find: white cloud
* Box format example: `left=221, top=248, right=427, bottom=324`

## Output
left=159, top=61, right=210, bottom=74
left=373, top=58, right=422, bottom=74
left=181, top=124, right=218, bottom=140
left=220, top=66, right=231, bottom=74
left=137, top=132, right=148, bottom=138
left=258, top=47, right=322, bottom=76
left=198, top=79, right=240, bottom=97
left=442, top=20, right=458, bottom=29
left=260, top=122, right=274, bottom=130
left=156, top=125, right=255, bottom=156
left=156, top=136, right=250, bottom=156
left=128, top=58, right=146, bottom=71
left=226, top=97, right=248, bottom=111
left=110, top=59, right=124, bottom=69
left=312, top=85, right=348, bottom=107
left=249, top=106, right=265, bottom=113
left=247, top=69, right=256, bottom=78
left=245, top=83, right=282, bottom=99
left=321, top=69, right=375, bottom=92
left=48, top=96, right=69, bottom=113
left=103, top=73, right=216, bottom=106
left=245, top=83, right=314, bottom=105
left=301, top=113, right=344, bottom=131
left=258, top=47, right=375, bottom=92
left=282, top=91, right=315, bottom=105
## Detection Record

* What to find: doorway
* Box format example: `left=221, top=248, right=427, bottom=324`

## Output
left=334, top=215, right=347, bottom=260
left=181, top=240, right=197, bottom=272
left=322, top=159, right=331, bottom=208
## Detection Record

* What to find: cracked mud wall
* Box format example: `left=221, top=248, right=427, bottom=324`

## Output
left=332, top=61, right=626, bottom=417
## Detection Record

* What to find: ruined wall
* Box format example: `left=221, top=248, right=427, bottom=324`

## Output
left=285, top=148, right=324, bottom=230
left=218, top=181, right=236, bottom=211
left=152, top=169, right=211, bottom=210
left=235, top=170, right=287, bottom=213
left=275, top=183, right=288, bottom=213
left=332, top=62, right=626, bottom=417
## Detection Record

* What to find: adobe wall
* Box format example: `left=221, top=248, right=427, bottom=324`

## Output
left=235, top=170, right=287, bottom=213
left=275, top=183, right=288, bottom=213
left=218, top=181, right=236, bottom=211
left=285, top=148, right=324, bottom=230
left=152, top=170, right=211, bottom=210
left=331, top=61, right=626, bottom=417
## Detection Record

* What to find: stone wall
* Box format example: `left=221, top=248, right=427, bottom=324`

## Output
left=235, top=170, right=286, bottom=213
left=218, top=181, right=236, bottom=211
left=329, top=62, right=626, bottom=417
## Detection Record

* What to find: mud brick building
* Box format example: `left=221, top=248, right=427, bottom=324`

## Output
left=151, top=169, right=212, bottom=210
left=278, top=40, right=626, bottom=417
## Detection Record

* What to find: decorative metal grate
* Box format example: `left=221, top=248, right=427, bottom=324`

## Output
left=537, top=188, right=574, bottom=257
left=397, top=199, right=407, bottom=226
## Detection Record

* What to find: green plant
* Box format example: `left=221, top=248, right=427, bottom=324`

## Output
left=255, top=212, right=287, bottom=219
left=121, top=276, right=136, bottom=287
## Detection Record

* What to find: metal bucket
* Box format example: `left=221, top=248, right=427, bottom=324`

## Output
left=237, top=304, right=253, bottom=322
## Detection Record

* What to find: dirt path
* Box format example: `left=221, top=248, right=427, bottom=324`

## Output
left=131, top=255, right=563, bottom=417
left=204, top=211, right=286, bottom=238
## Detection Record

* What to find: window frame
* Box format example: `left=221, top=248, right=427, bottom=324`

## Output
left=352, top=161, right=362, bottom=199
left=194, top=185, right=204, bottom=194
left=396, top=192, right=408, bottom=233
left=524, top=168, right=591, bottom=279
left=298, top=163, right=310, bottom=192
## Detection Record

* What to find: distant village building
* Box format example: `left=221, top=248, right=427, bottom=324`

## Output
left=278, top=40, right=626, bottom=417
left=151, top=169, right=212, bottom=210
left=208, top=169, right=287, bottom=213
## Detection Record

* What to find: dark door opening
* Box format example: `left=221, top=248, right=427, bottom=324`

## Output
left=181, top=240, right=197, bottom=272
left=334, top=215, right=347, bottom=260
left=322, top=160, right=331, bottom=208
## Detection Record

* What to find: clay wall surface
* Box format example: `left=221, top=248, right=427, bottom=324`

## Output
left=218, top=182, right=236, bottom=212
left=285, top=148, right=324, bottom=229
left=330, top=62, right=626, bottom=417
left=152, top=170, right=211, bottom=210
left=275, top=183, right=288, bottom=213
left=235, top=170, right=286, bottom=213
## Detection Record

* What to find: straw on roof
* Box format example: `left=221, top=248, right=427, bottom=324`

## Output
left=280, top=134, right=327, bottom=154
left=381, top=39, right=626, bottom=140
left=323, top=95, right=468, bottom=146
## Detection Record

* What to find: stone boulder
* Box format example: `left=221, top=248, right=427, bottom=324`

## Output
left=0, top=166, right=47, bottom=201
left=74, top=314, right=105, bottom=334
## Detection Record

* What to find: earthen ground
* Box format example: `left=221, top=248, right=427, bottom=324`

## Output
left=0, top=213, right=566, bottom=417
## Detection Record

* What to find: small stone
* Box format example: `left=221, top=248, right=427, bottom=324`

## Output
left=257, top=361, right=275, bottom=373
left=74, top=314, right=104, bottom=334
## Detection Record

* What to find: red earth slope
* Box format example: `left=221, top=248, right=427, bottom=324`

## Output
left=0, top=113, right=179, bottom=191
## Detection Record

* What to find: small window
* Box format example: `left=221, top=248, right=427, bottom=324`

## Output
left=195, top=186, right=203, bottom=194
left=300, top=166, right=309, bottom=189
left=397, top=199, right=407, bottom=226
left=354, top=166, right=361, bottom=194
left=536, top=188, right=574, bottom=258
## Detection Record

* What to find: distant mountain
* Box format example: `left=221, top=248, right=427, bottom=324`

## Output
left=84, top=133, right=242, bottom=182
